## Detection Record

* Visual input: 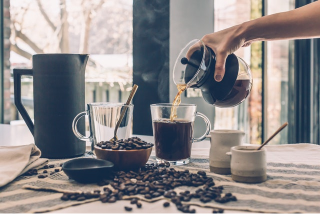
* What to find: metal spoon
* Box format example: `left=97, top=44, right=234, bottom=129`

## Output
left=110, top=84, right=138, bottom=141
left=257, top=122, right=288, bottom=150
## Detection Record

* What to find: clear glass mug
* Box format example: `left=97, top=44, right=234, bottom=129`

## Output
left=150, top=103, right=211, bottom=165
left=72, top=103, right=133, bottom=151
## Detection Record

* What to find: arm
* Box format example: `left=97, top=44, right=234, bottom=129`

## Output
left=196, top=1, right=320, bottom=82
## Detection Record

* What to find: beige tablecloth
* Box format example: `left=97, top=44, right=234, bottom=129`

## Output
left=0, top=143, right=319, bottom=213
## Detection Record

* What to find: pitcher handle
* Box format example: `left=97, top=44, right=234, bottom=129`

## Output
left=193, top=112, right=212, bottom=142
left=72, top=111, right=90, bottom=141
left=13, top=69, right=34, bottom=135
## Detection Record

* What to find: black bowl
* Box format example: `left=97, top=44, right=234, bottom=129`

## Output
left=62, top=158, right=114, bottom=183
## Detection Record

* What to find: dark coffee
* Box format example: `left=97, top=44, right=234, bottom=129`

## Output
left=153, top=119, right=193, bottom=161
left=214, top=79, right=251, bottom=107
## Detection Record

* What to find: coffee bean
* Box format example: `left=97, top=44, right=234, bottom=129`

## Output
left=100, top=197, right=108, bottom=203
left=163, top=202, right=170, bottom=207
left=171, top=197, right=181, bottom=204
left=69, top=195, right=77, bottom=200
left=152, top=192, right=161, bottom=198
left=43, top=165, right=49, bottom=169
left=49, top=164, right=55, bottom=168
left=108, top=196, right=117, bottom=203
left=197, top=171, right=206, bottom=176
left=124, top=206, right=132, bottom=211
left=130, top=198, right=138, bottom=204
left=218, top=209, right=224, bottom=213
left=54, top=169, right=60, bottom=172
left=144, top=194, right=152, bottom=199
left=77, top=196, right=86, bottom=201
left=92, top=193, right=100, bottom=198
left=225, top=193, right=232, bottom=197
left=61, top=195, right=69, bottom=201
left=136, top=202, right=142, bottom=208
left=38, top=174, right=46, bottom=179
left=43, top=170, right=48, bottom=173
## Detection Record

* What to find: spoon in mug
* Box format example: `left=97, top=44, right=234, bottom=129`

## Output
left=110, top=84, right=138, bottom=142
left=257, top=122, right=288, bottom=150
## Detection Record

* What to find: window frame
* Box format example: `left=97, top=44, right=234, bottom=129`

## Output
left=0, top=0, right=3, bottom=124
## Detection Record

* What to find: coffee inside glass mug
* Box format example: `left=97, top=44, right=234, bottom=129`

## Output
left=150, top=103, right=211, bottom=165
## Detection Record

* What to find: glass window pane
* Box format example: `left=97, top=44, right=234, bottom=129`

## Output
left=214, top=0, right=262, bottom=145
left=266, top=0, right=295, bottom=144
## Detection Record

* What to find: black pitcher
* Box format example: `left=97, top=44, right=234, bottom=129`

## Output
left=14, top=54, right=89, bottom=158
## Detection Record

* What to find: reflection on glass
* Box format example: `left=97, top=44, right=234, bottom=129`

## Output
left=9, top=0, right=133, bottom=124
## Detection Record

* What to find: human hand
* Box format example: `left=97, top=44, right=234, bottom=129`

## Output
left=186, top=24, right=249, bottom=82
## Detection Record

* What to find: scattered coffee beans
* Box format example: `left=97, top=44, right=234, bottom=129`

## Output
left=124, top=206, right=132, bottom=211
left=96, top=137, right=154, bottom=150
left=59, top=162, right=237, bottom=213
left=136, top=202, right=142, bottom=208
left=24, top=169, right=38, bottom=176
left=212, top=208, right=224, bottom=213
left=163, top=202, right=170, bottom=207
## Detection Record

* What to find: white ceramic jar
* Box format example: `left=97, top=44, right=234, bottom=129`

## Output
left=207, top=130, right=245, bottom=174
left=228, top=145, right=267, bottom=183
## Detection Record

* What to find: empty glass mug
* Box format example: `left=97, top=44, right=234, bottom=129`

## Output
left=150, top=103, right=211, bottom=165
left=72, top=103, right=133, bottom=151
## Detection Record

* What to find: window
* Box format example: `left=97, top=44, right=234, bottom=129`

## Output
left=9, top=0, right=133, bottom=122
left=265, top=0, right=295, bottom=144
left=214, top=0, right=262, bottom=144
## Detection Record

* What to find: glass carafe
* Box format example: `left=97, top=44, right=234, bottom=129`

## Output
left=173, top=39, right=252, bottom=108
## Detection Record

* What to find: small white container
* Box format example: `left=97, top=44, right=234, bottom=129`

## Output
left=207, top=130, right=245, bottom=174
left=227, top=145, right=267, bottom=183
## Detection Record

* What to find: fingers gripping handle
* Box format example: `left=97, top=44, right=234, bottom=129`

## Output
left=72, top=111, right=90, bottom=141
left=193, top=112, right=212, bottom=142
left=13, top=69, right=34, bottom=135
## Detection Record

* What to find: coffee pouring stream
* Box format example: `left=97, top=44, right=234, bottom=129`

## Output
left=173, top=39, right=253, bottom=108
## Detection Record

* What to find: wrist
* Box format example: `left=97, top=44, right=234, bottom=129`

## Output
left=239, top=20, right=257, bottom=43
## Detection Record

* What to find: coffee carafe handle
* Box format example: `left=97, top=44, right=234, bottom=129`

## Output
left=193, top=112, right=212, bottom=142
left=13, top=69, right=34, bottom=136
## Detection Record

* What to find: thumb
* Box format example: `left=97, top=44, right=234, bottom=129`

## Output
left=214, top=52, right=228, bottom=82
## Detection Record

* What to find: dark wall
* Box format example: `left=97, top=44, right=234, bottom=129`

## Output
left=132, top=0, right=170, bottom=135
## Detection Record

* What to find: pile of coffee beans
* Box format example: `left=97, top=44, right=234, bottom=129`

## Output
left=60, top=162, right=235, bottom=213
left=95, top=137, right=154, bottom=150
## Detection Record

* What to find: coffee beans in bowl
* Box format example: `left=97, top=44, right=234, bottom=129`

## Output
left=94, top=137, right=153, bottom=171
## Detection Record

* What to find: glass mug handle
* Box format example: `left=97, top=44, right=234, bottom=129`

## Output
left=72, top=111, right=91, bottom=141
left=193, top=112, right=212, bottom=142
